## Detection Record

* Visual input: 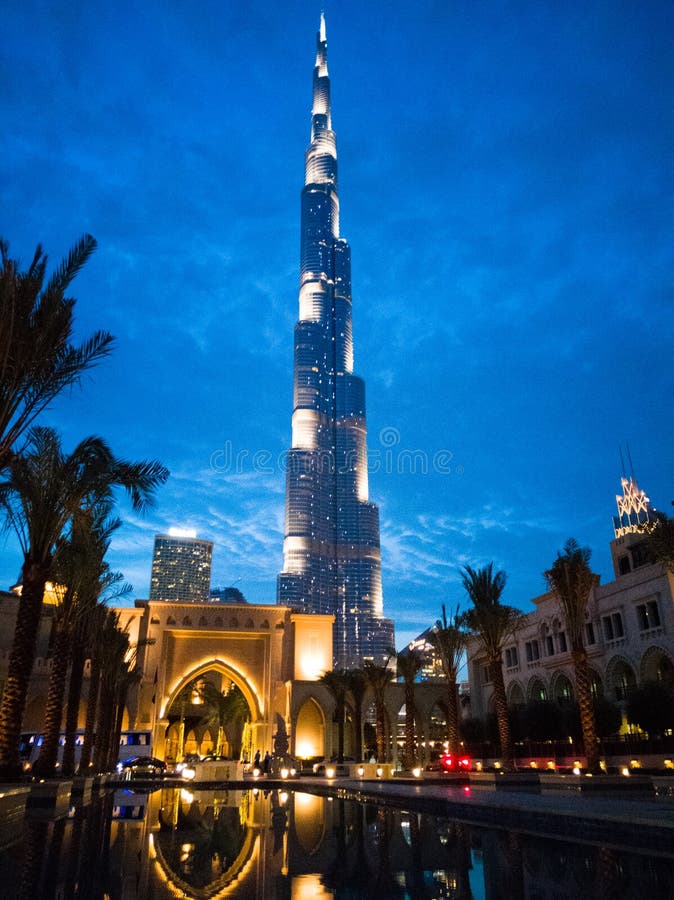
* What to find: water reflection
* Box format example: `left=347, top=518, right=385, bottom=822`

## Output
left=2, top=788, right=673, bottom=898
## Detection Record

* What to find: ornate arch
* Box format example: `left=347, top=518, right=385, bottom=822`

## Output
left=550, top=671, right=574, bottom=705
left=605, top=654, right=637, bottom=701
left=527, top=676, right=548, bottom=702
left=294, top=696, right=326, bottom=759
left=640, top=645, right=674, bottom=683
left=507, top=681, right=525, bottom=707
left=160, top=658, right=262, bottom=722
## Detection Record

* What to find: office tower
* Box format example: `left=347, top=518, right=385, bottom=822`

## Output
left=278, top=15, right=395, bottom=667
left=150, top=529, right=213, bottom=602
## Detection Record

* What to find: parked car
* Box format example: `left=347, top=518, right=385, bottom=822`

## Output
left=117, top=756, right=166, bottom=778
left=439, top=753, right=472, bottom=773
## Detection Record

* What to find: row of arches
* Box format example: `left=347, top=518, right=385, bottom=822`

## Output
left=505, top=645, right=674, bottom=708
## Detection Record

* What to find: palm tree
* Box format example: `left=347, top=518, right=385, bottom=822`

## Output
left=345, top=669, right=367, bottom=762
left=0, top=235, right=113, bottom=471
left=428, top=604, right=467, bottom=756
left=32, top=504, right=126, bottom=777
left=462, top=563, right=521, bottom=770
left=319, top=669, right=351, bottom=762
left=544, top=538, right=601, bottom=772
left=396, top=649, right=423, bottom=769
left=198, top=681, right=250, bottom=757
left=0, top=426, right=168, bottom=779
left=363, top=659, right=395, bottom=762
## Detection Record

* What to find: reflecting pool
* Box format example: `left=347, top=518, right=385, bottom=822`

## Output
left=0, top=787, right=672, bottom=898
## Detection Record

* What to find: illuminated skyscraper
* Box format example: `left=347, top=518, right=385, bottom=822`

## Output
left=150, top=530, right=213, bottom=602
left=278, top=15, right=395, bottom=667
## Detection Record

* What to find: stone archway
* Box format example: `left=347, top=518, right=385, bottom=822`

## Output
left=155, top=659, right=262, bottom=762
left=640, top=645, right=674, bottom=684
left=507, top=681, right=525, bottom=708
left=605, top=655, right=637, bottom=702
left=527, top=677, right=548, bottom=702
left=294, top=697, right=326, bottom=760
left=551, top=672, right=574, bottom=705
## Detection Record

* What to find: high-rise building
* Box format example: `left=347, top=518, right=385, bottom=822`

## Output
left=277, top=15, right=395, bottom=667
left=150, top=529, right=213, bottom=602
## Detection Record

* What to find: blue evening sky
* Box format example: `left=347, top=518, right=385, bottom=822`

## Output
left=2, top=1, right=672, bottom=649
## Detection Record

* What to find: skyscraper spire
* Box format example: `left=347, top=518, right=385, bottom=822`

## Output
left=277, top=15, right=394, bottom=667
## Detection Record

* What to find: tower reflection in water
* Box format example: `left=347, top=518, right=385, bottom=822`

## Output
left=9, top=788, right=674, bottom=899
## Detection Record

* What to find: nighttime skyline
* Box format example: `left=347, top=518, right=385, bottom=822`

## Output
left=2, top=1, right=673, bottom=649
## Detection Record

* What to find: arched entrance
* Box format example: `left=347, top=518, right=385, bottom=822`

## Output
left=294, top=697, right=326, bottom=761
left=156, top=660, right=262, bottom=763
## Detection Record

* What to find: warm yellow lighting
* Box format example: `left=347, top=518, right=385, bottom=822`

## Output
left=572, top=766, right=581, bottom=776
left=296, top=740, right=319, bottom=759
left=326, top=767, right=335, bottom=778
left=412, top=767, right=421, bottom=778
left=181, top=767, right=196, bottom=780
left=356, top=766, right=364, bottom=777
left=292, top=874, right=332, bottom=900
left=280, top=792, right=289, bottom=805
left=253, top=767, right=261, bottom=777
left=290, top=768, right=297, bottom=776
left=376, top=767, right=383, bottom=778
left=475, top=761, right=483, bottom=772
left=664, top=759, right=674, bottom=770
left=621, top=767, right=630, bottom=777
left=547, top=761, right=555, bottom=770
left=629, top=758, right=641, bottom=769
left=529, top=761, right=538, bottom=769
left=493, top=761, right=501, bottom=770
left=180, top=789, right=194, bottom=804
left=281, top=768, right=289, bottom=779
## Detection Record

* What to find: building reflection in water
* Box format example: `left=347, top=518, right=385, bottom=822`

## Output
left=5, top=788, right=674, bottom=898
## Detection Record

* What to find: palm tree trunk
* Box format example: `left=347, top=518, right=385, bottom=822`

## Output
left=94, top=677, right=115, bottom=773
left=404, top=682, right=415, bottom=769
left=32, top=623, right=71, bottom=777
left=446, top=678, right=460, bottom=756
left=337, top=703, right=345, bottom=763
left=376, top=699, right=386, bottom=762
left=0, top=561, right=49, bottom=779
left=62, top=641, right=85, bottom=776
left=491, top=658, right=514, bottom=769
left=79, top=660, right=101, bottom=774
left=572, top=647, right=600, bottom=772
left=353, top=701, right=363, bottom=762
left=106, top=683, right=127, bottom=772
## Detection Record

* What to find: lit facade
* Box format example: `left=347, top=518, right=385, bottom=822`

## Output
left=150, top=532, right=213, bottom=603
left=468, top=478, right=674, bottom=720
left=277, top=14, right=394, bottom=667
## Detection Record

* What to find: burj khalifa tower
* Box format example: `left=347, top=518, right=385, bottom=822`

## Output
left=277, top=14, right=395, bottom=668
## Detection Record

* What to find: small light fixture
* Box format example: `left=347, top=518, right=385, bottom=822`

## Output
left=326, top=767, right=335, bottom=778
left=475, top=761, right=483, bottom=772
left=529, top=761, right=538, bottom=769
left=546, top=761, right=555, bottom=770
left=357, top=766, right=364, bottom=777
left=493, top=761, right=501, bottom=770
left=621, top=767, right=630, bottom=777
left=572, top=766, right=581, bottom=776
left=412, top=767, right=421, bottom=778
left=253, top=767, right=261, bottom=777
left=280, top=768, right=289, bottom=779
left=290, top=767, right=297, bottom=776
left=376, top=766, right=383, bottom=778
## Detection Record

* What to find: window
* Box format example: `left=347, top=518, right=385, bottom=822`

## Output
left=545, top=635, right=554, bottom=656
left=525, top=640, right=540, bottom=663
left=505, top=647, right=519, bottom=669
left=481, top=665, right=492, bottom=684
left=602, top=612, right=624, bottom=642
left=558, top=632, right=568, bottom=653
left=618, top=555, right=631, bottom=575
left=636, top=600, right=661, bottom=631
left=585, top=623, right=596, bottom=646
